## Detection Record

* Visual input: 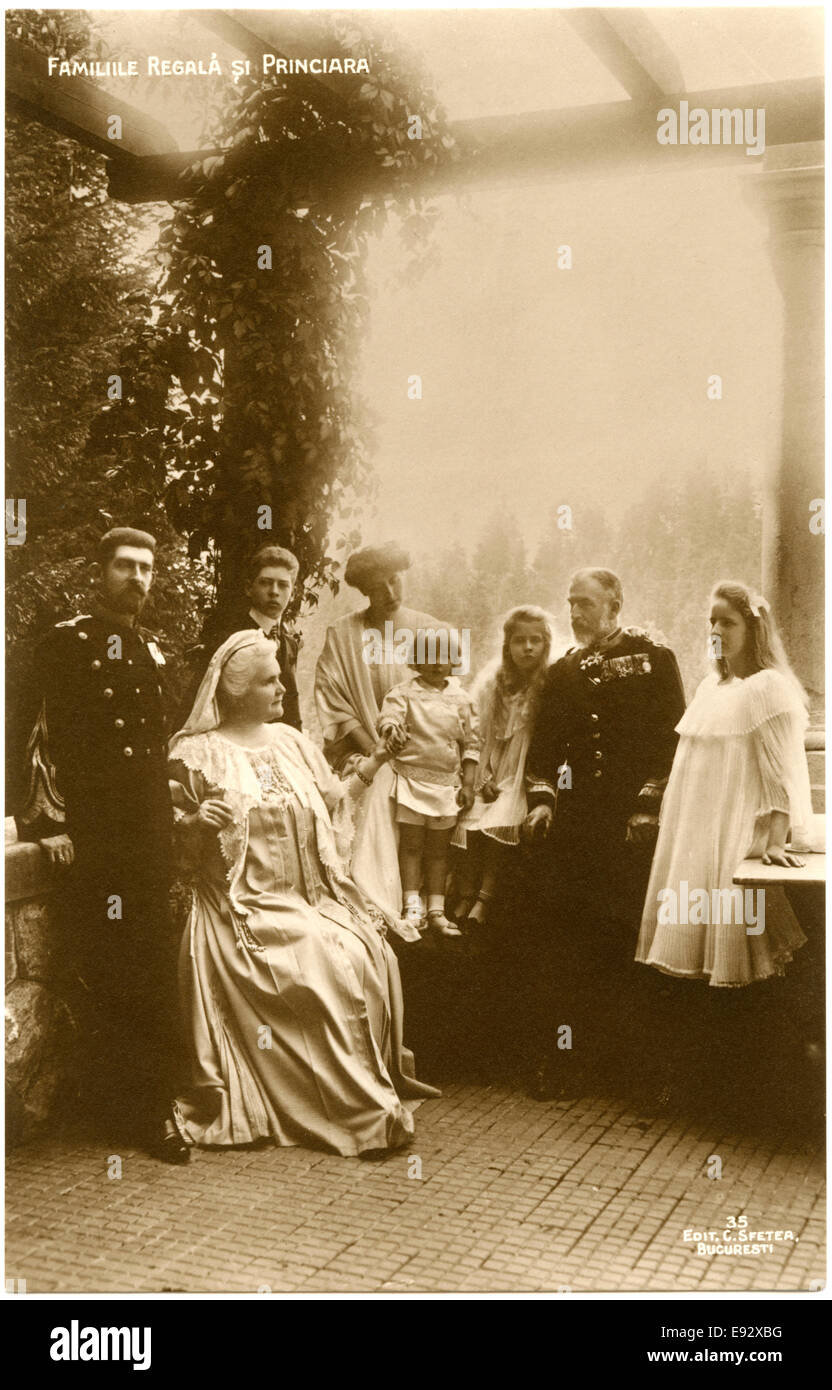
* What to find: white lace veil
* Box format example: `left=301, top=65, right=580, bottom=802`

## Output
left=169, top=628, right=274, bottom=758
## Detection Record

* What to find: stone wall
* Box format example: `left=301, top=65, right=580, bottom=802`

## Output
left=5, top=820, right=79, bottom=1147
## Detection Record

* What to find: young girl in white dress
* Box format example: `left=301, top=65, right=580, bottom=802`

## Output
left=452, top=606, right=553, bottom=928
left=636, top=581, right=814, bottom=989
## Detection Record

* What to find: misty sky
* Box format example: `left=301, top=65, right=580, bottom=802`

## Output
left=357, top=161, right=783, bottom=559
left=351, top=4, right=820, bottom=561
left=87, top=7, right=821, bottom=563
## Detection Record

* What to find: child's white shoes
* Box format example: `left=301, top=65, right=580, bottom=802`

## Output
left=401, top=895, right=426, bottom=934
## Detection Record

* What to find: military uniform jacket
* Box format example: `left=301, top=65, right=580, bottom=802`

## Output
left=19, top=611, right=173, bottom=850
left=525, top=628, right=686, bottom=870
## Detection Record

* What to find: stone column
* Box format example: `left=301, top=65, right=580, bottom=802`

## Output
left=748, top=142, right=824, bottom=732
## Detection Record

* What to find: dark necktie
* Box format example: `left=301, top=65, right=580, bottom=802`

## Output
left=267, top=624, right=281, bottom=645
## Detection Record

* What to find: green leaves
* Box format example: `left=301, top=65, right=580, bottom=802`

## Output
left=79, top=10, right=455, bottom=609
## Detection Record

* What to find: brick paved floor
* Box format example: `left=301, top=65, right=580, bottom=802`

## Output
left=6, top=1083, right=825, bottom=1294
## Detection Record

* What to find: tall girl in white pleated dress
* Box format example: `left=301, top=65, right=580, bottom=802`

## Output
left=636, top=581, right=813, bottom=989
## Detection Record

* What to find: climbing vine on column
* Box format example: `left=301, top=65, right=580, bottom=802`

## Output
left=90, top=14, right=458, bottom=608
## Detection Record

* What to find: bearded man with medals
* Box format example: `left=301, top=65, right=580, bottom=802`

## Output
left=521, top=568, right=686, bottom=1101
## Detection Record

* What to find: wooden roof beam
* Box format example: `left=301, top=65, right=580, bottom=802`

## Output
left=105, top=74, right=823, bottom=203
left=447, top=76, right=823, bottom=188
left=564, top=7, right=685, bottom=102
left=5, top=35, right=178, bottom=159
left=192, top=8, right=356, bottom=113
left=106, top=148, right=225, bottom=204
left=106, top=75, right=823, bottom=203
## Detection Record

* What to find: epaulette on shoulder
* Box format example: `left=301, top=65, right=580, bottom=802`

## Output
left=623, top=626, right=663, bottom=647
left=547, top=647, right=578, bottom=676
left=54, top=614, right=92, bottom=629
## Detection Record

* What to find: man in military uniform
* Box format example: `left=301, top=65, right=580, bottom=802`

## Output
left=522, top=567, right=686, bottom=1100
left=19, top=527, right=188, bottom=1162
left=176, top=542, right=302, bottom=733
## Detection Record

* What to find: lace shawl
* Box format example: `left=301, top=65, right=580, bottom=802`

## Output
left=169, top=724, right=360, bottom=927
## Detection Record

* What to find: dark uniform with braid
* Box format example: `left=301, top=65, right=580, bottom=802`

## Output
left=19, top=608, right=178, bottom=1133
left=523, top=626, right=686, bottom=1089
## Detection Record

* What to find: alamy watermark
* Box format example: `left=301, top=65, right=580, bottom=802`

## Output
left=50, top=1322, right=151, bottom=1370
left=657, top=882, right=765, bottom=936
left=362, top=622, right=470, bottom=677
left=657, top=102, right=765, bottom=157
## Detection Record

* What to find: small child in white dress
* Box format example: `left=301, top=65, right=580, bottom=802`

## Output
left=636, top=581, right=814, bottom=989
left=378, top=646, right=479, bottom=937
left=452, top=606, right=553, bottom=928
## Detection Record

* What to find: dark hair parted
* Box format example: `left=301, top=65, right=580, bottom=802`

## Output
left=97, top=527, right=157, bottom=567
left=344, top=541, right=411, bottom=595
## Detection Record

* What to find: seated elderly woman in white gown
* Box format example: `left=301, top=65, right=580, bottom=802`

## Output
left=168, top=630, right=438, bottom=1157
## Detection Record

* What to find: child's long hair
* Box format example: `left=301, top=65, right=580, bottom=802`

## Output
left=496, top=605, right=553, bottom=702
left=470, top=607, right=553, bottom=737
left=710, top=580, right=807, bottom=705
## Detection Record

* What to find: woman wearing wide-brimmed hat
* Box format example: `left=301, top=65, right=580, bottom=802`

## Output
left=314, top=541, right=444, bottom=941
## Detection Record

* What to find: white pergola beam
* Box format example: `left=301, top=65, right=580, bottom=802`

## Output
left=565, top=7, right=685, bottom=101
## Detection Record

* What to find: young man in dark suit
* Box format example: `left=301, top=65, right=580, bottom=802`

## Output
left=179, top=544, right=303, bottom=732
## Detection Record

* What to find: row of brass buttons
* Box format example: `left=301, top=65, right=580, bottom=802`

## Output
left=591, top=709, right=601, bottom=777
left=80, top=631, right=150, bottom=667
